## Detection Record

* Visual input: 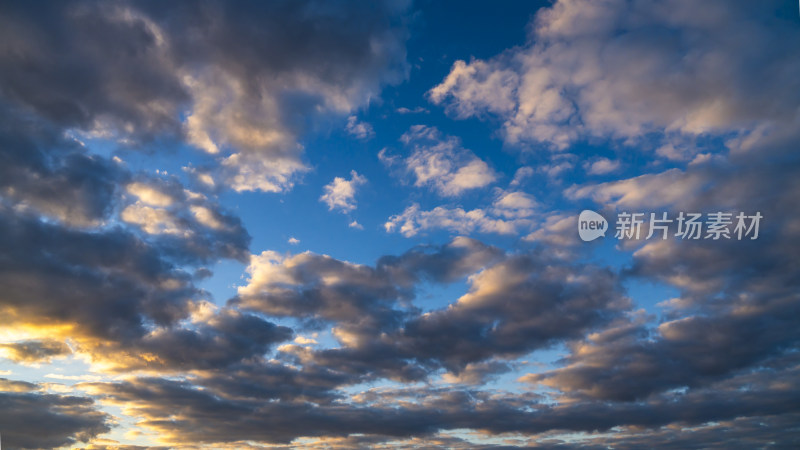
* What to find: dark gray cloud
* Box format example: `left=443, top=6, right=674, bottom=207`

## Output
left=0, top=101, right=251, bottom=262
left=233, top=237, right=501, bottom=326
left=0, top=0, right=410, bottom=191
left=0, top=379, right=110, bottom=449
left=235, top=240, right=627, bottom=380
left=396, top=253, right=626, bottom=371
left=0, top=199, right=284, bottom=372
left=0, top=207, right=196, bottom=339
left=0, top=101, right=271, bottom=373
left=83, top=356, right=800, bottom=446
left=547, top=133, right=800, bottom=403
left=0, top=339, right=71, bottom=364
left=0, top=1, right=187, bottom=137
left=133, top=309, right=292, bottom=371
left=0, top=104, right=124, bottom=226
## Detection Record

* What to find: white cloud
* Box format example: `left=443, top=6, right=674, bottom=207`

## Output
left=510, top=166, right=534, bottom=186
left=345, top=116, right=375, bottom=140
left=491, top=191, right=537, bottom=219
left=585, top=157, right=621, bottom=175
left=387, top=125, right=497, bottom=197
left=294, top=335, right=318, bottom=345
left=385, top=204, right=510, bottom=237
left=396, top=106, right=429, bottom=114
left=429, top=0, right=800, bottom=153
left=429, top=59, right=518, bottom=117
left=120, top=202, right=185, bottom=236
left=538, top=159, right=575, bottom=179
left=523, top=213, right=577, bottom=247
left=126, top=182, right=174, bottom=207
left=566, top=168, right=706, bottom=210
left=288, top=237, right=300, bottom=245
left=190, top=205, right=225, bottom=230
left=320, top=171, right=367, bottom=213
left=162, top=2, right=410, bottom=193
left=349, top=220, right=364, bottom=230
left=222, top=152, right=308, bottom=193
left=182, top=165, right=217, bottom=188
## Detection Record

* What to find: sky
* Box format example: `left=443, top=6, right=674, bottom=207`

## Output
left=0, top=0, right=799, bottom=448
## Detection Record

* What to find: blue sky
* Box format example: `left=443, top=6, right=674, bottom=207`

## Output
left=0, top=0, right=799, bottom=448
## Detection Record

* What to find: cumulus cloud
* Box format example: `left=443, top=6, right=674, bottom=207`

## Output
left=0, top=185, right=275, bottom=373
left=345, top=116, right=375, bottom=140
left=320, top=171, right=367, bottom=213
left=0, top=379, right=110, bottom=449
left=420, top=4, right=800, bottom=447
left=233, top=239, right=625, bottom=381
left=383, top=125, right=497, bottom=196
left=385, top=204, right=515, bottom=237
left=585, top=157, right=621, bottom=175
left=0, top=0, right=411, bottom=192
left=234, top=238, right=501, bottom=336
left=430, top=0, right=800, bottom=154
left=79, top=358, right=800, bottom=448
left=0, top=105, right=124, bottom=227
left=385, top=191, right=536, bottom=237
left=395, top=106, right=429, bottom=114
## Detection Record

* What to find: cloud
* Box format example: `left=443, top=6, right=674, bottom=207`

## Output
left=121, top=201, right=187, bottom=236
left=345, top=116, right=375, bottom=140
left=119, top=176, right=252, bottom=262
left=126, top=182, right=175, bottom=207
left=81, top=360, right=800, bottom=448
left=0, top=340, right=71, bottom=364
left=385, top=191, right=536, bottom=237
left=288, top=237, right=300, bottom=245
left=530, top=117, right=800, bottom=410
left=585, top=157, right=621, bottom=175
left=233, top=238, right=504, bottom=372
left=430, top=0, right=800, bottom=153
left=0, top=379, right=110, bottom=449
left=509, top=166, right=534, bottom=187
left=129, top=308, right=293, bottom=371
left=385, top=204, right=516, bottom=237
left=394, top=253, right=627, bottom=371
left=0, top=0, right=411, bottom=192
left=491, top=191, right=537, bottom=219
left=395, top=205, right=509, bottom=237
left=395, top=106, right=429, bottom=114
left=0, top=105, right=124, bottom=227
left=320, top=171, right=367, bottom=213
left=523, top=213, right=577, bottom=248
left=0, top=192, right=283, bottom=373
left=383, top=125, right=497, bottom=196
left=233, top=238, right=625, bottom=383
